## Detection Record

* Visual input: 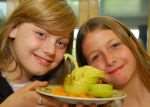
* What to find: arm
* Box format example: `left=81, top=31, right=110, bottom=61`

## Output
left=0, top=81, right=64, bottom=107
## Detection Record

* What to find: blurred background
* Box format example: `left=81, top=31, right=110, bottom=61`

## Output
left=0, top=0, right=150, bottom=55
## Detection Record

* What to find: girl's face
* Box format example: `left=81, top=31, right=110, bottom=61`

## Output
left=82, top=29, right=136, bottom=88
left=9, top=23, right=69, bottom=77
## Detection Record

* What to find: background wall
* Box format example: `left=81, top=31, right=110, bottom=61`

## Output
left=0, top=0, right=149, bottom=53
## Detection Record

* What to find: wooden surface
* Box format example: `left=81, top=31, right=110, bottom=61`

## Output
left=6, top=0, right=19, bottom=16
left=79, top=0, right=99, bottom=26
left=147, top=16, right=150, bottom=53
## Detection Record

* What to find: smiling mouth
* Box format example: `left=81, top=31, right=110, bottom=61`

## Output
left=107, top=65, right=124, bottom=74
left=33, top=54, right=52, bottom=66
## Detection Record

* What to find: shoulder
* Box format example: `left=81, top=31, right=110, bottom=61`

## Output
left=0, top=72, right=13, bottom=103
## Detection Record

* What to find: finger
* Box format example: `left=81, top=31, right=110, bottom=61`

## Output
left=76, top=104, right=84, bottom=107
left=41, top=96, right=62, bottom=107
left=90, top=104, right=97, bottom=107
left=18, top=81, right=48, bottom=92
left=76, top=104, right=97, bottom=107
left=62, top=103, right=69, bottom=107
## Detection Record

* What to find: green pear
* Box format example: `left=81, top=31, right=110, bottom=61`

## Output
left=88, top=84, right=113, bottom=98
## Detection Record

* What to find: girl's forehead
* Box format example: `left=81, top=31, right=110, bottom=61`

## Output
left=83, top=29, right=122, bottom=47
left=33, top=23, right=71, bottom=38
left=85, top=29, right=119, bottom=39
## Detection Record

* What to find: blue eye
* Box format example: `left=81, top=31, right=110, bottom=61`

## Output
left=56, top=40, right=68, bottom=49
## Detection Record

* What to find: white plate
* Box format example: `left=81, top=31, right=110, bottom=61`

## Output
left=36, top=85, right=126, bottom=105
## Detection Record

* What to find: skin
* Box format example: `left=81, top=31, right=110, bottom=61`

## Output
left=0, top=81, right=66, bottom=107
left=81, top=29, right=150, bottom=107
left=82, top=29, right=137, bottom=88
left=1, top=22, right=70, bottom=107
left=1, top=23, right=95, bottom=107
left=8, top=23, right=69, bottom=83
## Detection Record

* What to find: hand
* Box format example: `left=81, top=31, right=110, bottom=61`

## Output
left=76, top=104, right=97, bottom=107
left=0, top=81, right=65, bottom=107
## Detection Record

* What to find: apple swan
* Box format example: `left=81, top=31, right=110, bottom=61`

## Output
left=63, top=53, right=114, bottom=98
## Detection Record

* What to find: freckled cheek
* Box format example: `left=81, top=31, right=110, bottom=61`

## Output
left=56, top=50, right=66, bottom=60
left=26, top=41, right=42, bottom=51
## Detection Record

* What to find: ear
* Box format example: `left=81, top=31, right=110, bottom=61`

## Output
left=9, top=27, right=18, bottom=38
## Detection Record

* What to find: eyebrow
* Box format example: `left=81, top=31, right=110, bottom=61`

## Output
left=106, top=38, right=120, bottom=44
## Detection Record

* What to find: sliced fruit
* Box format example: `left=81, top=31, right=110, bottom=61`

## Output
left=63, top=53, right=113, bottom=98
left=88, top=84, right=113, bottom=98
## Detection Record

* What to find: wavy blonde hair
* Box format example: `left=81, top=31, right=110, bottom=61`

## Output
left=76, top=16, right=150, bottom=91
left=0, top=0, right=77, bottom=73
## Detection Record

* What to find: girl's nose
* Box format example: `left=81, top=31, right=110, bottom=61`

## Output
left=42, top=39, right=56, bottom=56
left=104, top=51, right=116, bottom=66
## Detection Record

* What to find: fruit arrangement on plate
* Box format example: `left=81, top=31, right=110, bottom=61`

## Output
left=37, top=54, right=126, bottom=100
left=62, top=54, right=115, bottom=98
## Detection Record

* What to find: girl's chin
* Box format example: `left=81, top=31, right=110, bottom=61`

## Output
left=112, top=79, right=129, bottom=89
left=28, top=67, right=50, bottom=74
left=31, top=71, right=49, bottom=76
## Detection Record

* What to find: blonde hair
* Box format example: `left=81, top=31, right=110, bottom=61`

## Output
left=76, top=16, right=150, bottom=91
left=0, top=0, right=77, bottom=72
